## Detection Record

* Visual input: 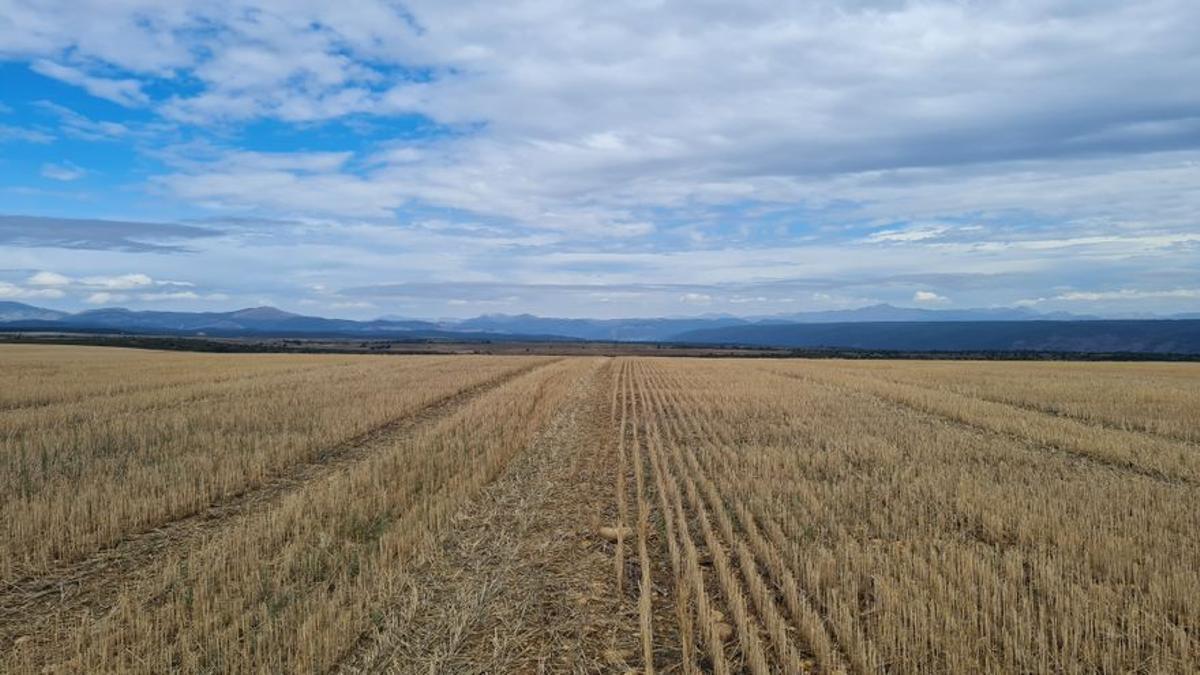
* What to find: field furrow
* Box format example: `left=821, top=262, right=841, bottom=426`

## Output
left=633, top=363, right=732, bottom=675
left=635, top=361, right=779, bottom=673
left=627, top=363, right=657, bottom=673
left=614, top=360, right=630, bottom=598
left=642, top=361, right=852, bottom=674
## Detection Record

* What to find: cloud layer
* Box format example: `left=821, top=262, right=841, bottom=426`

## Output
left=0, top=215, right=219, bottom=252
left=0, top=1, right=1197, bottom=317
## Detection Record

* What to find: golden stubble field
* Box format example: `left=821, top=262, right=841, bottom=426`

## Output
left=1, top=344, right=1198, bottom=673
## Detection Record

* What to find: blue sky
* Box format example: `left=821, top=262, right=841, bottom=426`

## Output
left=1, top=0, right=1198, bottom=319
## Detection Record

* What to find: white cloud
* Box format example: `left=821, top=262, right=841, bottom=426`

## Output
left=30, top=60, right=149, bottom=107
left=928, top=231, right=1200, bottom=255
left=0, top=282, right=65, bottom=299
left=913, top=290, right=949, bottom=304
left=0, top=124, right=54, bottom=144
left=136, top=291, right=228, bottom=301
left=679, top=292, right=712, bottom=304
left=40, top=161, right=87, bottom=181
left=35, top=101, right=129, bottom=141
left=169, top=149, right=354, bottom=174
left=1054, top=289, right=1200, bottom=302
left=5, top=270, right=234, bottom=308
left=23, top=271, right=190, bottom=291
left=84, top=291, right=129, bottom=305
left=79, top=273, right=154, bottom=290
left=138, top=291, right=200, bottom=301
left=27, top=271, right=72, bottom=286
left=866, top=225, right=953, bottom=243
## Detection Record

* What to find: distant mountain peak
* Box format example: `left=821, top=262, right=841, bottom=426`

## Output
left=228, top=306, right=299, bottom=320
left=0, top=301, right=69, bottom=322
left=759, top=303, right=1059, bottom=324
left=76, top=307, right=133, bottom=314
left=477, top=312, right=537, bottom=320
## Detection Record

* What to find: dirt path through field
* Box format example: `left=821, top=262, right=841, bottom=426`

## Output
left=0, top=359, right=557, bottom=654
left=340, top=357, right=654, bottom=673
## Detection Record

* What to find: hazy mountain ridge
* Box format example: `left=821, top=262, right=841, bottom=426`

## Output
left=61, top=306, right=442, bottom=334
left=0, top=304, right=562, bottom=341
left=756, top=303, right=1096, bottom=323
left=3, top=301, right=1109, bottom=342
left=673, top=320, right=1200, bottom=354
left=3, top=301, right=1198, bottom=353
left=446, top=313, right=749, bottom=341
left=0, top=301, right=70, bottom=322
left=443, top=305, right=1108, bottom=339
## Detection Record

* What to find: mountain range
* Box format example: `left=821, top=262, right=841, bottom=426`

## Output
left=2, top=300, right=1198, bottom=354
left=0, top=302, right=567, bottom=342
left=673, top=320, right=1200, bottom=355
left=432, top=304, right=1100, bottom=340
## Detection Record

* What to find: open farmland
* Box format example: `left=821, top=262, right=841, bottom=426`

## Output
left=1, top=345, right=1198, bottom=673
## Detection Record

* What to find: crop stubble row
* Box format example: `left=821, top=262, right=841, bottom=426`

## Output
left=608, top=357, right=1198, bottom=673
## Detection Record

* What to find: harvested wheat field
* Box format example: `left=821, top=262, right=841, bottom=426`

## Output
left=1, top=344, right=1198, bottom=673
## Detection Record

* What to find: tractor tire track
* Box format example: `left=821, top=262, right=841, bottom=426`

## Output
left=336, top=359, right=644, bottom=674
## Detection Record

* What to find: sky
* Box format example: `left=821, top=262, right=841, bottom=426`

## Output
left=0, top=0, right=1198, bottom=320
